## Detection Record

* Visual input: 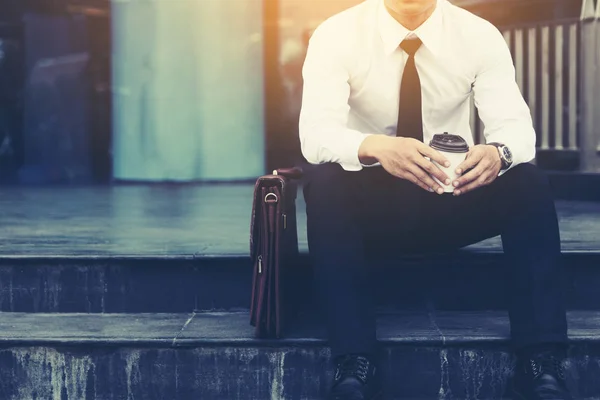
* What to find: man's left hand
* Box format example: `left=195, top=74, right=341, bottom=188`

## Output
left=452, top=144, right=502, bottom=196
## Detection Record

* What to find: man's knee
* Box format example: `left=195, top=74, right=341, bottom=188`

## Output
left=496, top=163, right=558, bottom=224
left=500, top=163, right=552, bottom=198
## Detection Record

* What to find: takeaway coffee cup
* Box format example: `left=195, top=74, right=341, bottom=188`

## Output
left=429, top=132, right=469, bottom=193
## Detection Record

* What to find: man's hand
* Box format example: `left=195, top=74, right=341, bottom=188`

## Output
left=452, top=144, right=502, bottom=196
left=359, top=135, right=451, bottom=194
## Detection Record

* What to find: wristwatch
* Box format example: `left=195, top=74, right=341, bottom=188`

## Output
left=488, top=142, right=513, bottom=170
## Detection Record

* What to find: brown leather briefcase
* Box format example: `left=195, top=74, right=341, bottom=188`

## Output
left=249, top=167, right=303, bottom=338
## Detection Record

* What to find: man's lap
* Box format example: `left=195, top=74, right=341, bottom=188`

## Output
left=303, top=162, right=554, bottom=256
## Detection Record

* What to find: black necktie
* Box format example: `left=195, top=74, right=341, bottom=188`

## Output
left=396, top=38, right=423, bottom=141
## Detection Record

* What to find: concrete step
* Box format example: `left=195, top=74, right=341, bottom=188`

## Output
left=0, top=310, right=598, bottom=399
left=0, top=251, right=599, bottom=313
left=0, top=186, right=598, bottom=314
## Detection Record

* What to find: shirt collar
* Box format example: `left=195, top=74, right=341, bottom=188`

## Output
left=377, top=0, right=444, bottom=56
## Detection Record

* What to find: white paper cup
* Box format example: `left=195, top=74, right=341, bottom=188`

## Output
left=431, top=151, right=467, bottom=192
left=429, top=133, right=469, bottom=193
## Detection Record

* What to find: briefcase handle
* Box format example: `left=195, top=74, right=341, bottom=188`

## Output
left=273, top=167, right=303, bottom=180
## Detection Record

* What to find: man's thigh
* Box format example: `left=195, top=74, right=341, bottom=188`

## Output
left=301, top=163, right=492, bottom=258
left=414, top=163, right=555, bottom=253
left=302, top=162, right=552, bottom=257
left=302, top=163, right=425, bottom=248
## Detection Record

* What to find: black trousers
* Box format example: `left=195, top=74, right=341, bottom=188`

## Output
left=302, top=162, right=568, bottom=359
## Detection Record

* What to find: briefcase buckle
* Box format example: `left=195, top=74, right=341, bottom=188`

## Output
left=264, top=192, right=278, bottom=203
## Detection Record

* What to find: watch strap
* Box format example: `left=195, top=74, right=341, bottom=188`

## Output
left=488, top=142, right=511, bottom=170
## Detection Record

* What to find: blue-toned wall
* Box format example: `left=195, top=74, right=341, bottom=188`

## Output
left=111, top=0, right=265, bottom=181
left=20, top=13, right=91, bottom=184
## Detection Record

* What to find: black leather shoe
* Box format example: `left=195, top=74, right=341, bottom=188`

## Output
left=512, top=350, right=573, bottom=400
left=328, top=354, right=382, bottom=400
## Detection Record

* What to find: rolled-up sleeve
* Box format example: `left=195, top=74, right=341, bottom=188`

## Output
left=473, top=26, right=536, bottom=172
left=298, top=22, right=373, bottom=171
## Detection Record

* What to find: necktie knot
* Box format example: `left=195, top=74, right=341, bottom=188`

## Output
left=400, top=38, right=422, bottom=57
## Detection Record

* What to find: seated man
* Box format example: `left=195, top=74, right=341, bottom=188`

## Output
left=298, top=0, right=572, bottom=399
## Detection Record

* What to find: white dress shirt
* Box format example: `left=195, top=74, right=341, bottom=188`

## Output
left=298, top=0, right=536, bottom=172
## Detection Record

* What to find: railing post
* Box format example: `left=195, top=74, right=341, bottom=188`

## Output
left=579, top=0, right=600, bottom=172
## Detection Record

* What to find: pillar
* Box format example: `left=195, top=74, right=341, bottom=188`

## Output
left=111, top=0, right=265, bottom=181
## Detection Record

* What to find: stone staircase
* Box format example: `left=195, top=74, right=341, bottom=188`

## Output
left=0, top=185, right=599, bottom=399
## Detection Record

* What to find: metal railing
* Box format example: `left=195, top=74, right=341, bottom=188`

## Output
left=579, top=0, right=600, bottom=172
left=470, top=0, right=600, bottom=171
left=470, top=21, right=580, bottom=150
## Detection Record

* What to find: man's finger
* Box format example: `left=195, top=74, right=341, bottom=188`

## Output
left=417, top=143, right=450, bottom=168
left=456, top=149, right=483, bottom=175
left=454, top=172, right=490, bottom=196
left=409, top=165, right=443, bottom=194
left=413, top=156, right=450, bottom=186
left=453, top=164, right=484, bottom=188
left=404, top=171, right=433, bottom=192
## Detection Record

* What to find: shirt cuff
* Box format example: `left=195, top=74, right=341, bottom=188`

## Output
left=361, top=162, right=382, bottom=168
left=338, top=132, right=377, bottom=171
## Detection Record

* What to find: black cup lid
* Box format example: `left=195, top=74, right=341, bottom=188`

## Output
left=429, top=132, right=469, bottom=153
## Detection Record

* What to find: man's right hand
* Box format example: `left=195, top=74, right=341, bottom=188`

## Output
left=358, top=135, right=451, bottom=194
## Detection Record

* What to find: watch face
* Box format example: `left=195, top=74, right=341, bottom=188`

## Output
left=502, top=146, right=513, bottom=163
